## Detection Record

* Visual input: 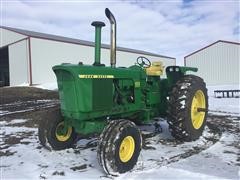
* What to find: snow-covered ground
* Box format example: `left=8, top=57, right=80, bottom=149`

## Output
left=207, top=85, right=240, bottom=115
left=1, top=84, right=239, bottom=179
left=1, top=116, right=239, bottom=180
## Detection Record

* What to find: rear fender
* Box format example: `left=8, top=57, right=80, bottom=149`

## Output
left=166, top=66, right=198, bottom=86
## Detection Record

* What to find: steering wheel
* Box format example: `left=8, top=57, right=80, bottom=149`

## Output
left=137, top=56, right=151, bottom=68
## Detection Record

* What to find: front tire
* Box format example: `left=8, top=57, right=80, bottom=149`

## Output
left=167, top=75, right=208, bottom=141
left=38, top=107, right=77, bottom=150
left=97, top=120, right=142, bottom=176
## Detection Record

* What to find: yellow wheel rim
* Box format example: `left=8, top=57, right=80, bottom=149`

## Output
left=55, top=122, right=72, bottom=142
left=191, top=90, right=206, bottom=129
left=119, top=136, right=135, bottom=163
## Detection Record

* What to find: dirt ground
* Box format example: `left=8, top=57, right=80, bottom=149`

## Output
left=0, top=87, right=59, bottom=128
left=0, top=87, right=239, bottom=179
left=0, top=86, right=58, bottom=105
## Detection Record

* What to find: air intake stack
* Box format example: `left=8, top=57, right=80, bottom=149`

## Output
left=91, top=21, right=105, bottom=66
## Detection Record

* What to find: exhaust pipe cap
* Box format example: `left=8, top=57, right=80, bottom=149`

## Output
left=105, top=8, right=111, bottom=20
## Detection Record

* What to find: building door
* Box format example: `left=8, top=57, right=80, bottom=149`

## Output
left=0, top=47, right=9, bottom=86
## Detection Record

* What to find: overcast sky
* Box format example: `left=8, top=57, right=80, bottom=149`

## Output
left=1, top=0, right=239, bottom=65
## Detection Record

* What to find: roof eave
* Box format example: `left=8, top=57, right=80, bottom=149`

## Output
left=1, top=26, right=175, bottom=60
left=184, top=40, right=240, bottom=59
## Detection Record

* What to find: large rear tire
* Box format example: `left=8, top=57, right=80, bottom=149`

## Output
left=167, top=75, right=208, bottom=141
left=97, top=120, right=142, bottom=176
left=38, top=107, right=77, bottom=150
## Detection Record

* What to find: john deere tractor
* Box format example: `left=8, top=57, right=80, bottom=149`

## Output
left=38, top=8, right=208, bottom=175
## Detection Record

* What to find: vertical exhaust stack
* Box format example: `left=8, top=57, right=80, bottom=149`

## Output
left=91, top=21, right=105, bottom=66
left=105, top=8, right=117, bottom=68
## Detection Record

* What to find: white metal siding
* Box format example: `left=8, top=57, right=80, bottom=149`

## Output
left=185, top=42, right=240, bottom=85
left=30, top=38, right=94, bottom=84
left=0, top=28, right=27, bottom=48
left=9, top=40, right=29, bottom=85
left=30, top=38, right=175, bottom=84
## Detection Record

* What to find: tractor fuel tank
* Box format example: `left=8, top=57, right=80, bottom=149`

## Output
left=146, top=61, right=164, bottom=76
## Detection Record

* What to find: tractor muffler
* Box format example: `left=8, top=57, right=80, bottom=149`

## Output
left=105, top=8, right=116, bottom=68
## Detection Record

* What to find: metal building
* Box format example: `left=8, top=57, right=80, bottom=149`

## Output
left=0, top=26, right=176, bottom=86
left=184, top=40, right=240, bottom=85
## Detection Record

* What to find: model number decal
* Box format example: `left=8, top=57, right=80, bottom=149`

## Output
left=79, top=75, right=114, bottom=79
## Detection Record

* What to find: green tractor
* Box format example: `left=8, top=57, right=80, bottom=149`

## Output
left=38, top=8, right=208, bottom=175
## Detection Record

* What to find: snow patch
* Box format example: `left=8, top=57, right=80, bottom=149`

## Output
left=8, top=119, right=28, bottom=125
left=35, top=83, right=58, bottom=91
left=0, top=110, right=9, bottom=116
left=116, top=166, right=224, bottom=180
